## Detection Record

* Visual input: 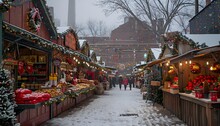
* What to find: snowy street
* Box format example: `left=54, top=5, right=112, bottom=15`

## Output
left=41, top=86, right=186, bottom=126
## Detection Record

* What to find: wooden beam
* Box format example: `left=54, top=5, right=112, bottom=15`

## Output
left=0, top=13, right=3, bottom=62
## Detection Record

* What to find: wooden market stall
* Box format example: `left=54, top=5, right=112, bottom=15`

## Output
left=168, top=45, right=220, bottom=126
left=0, top=1, right=97, bottom=125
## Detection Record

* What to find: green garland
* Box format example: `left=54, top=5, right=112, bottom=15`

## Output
left=0, top=0, right=15, bottom=12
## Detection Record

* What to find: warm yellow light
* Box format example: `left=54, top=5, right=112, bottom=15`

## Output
left=185, top=61, right=188, bottom=64
left=166, top=62, right=169, bottom=66
left=210, top=66, right=213, bottom=71
left=189, top=60, right=192, bottom=64
left=179, top=62, right=183, bottom=66
left=206, top=61, right=209, bottom=65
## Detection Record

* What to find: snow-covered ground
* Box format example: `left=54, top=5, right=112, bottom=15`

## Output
left=41, top=86, right=186, bottom=126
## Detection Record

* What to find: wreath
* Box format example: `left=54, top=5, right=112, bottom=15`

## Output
left=28, top=8, right=42, bottom=32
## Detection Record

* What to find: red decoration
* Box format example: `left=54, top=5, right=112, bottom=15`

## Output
left=18, top=61, right=25, bottom=75
left=26, top=65, right=34, bottom=74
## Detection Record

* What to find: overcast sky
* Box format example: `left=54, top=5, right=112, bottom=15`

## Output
left=46, top=0, right=123, bottom=30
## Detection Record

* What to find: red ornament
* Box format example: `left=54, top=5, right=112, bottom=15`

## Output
left=18, top=61, right=25, bottom=75
left=26, top=65, right=34, bottom=74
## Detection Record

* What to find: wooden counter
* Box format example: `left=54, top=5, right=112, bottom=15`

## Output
left=179, top=93, right=220, bottom=126
left=16, top=90, right=95, bottom=126
left=162, top=89, right=181, bottom=118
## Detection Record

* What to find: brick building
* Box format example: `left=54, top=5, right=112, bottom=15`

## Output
left=84, top=17, right=159, bottom=74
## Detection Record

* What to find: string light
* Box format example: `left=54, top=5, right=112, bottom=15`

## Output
left=185, top=61, right=188, bottom=64
left=189, top=60, right=192, bottom=64
left=206, top=61, right=209, bottom=65
left=179, top=62, right=183, bottom=66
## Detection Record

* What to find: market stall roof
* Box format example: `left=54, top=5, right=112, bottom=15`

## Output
left=33, top=0, right=58, bottom=38
left=184, top=34, right=220, bottom=47
left=146, top=55, right=177, bottom=67
left=169, top=45, right=220, bottom=64
left=104, top=66, right=117, bottom=71
left=3, top=22, right=91, bottom=62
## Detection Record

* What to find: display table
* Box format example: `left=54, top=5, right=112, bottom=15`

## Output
left=162, top=89, right=181, bottom=118
left=179, top=93, right=220, bottom=126
left=16, top=89, right=95, bottom=126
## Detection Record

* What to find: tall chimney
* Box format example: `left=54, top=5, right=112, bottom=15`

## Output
left=195, top=0, right=199, bottom=14
left=206, top=0, right=211, bottom=5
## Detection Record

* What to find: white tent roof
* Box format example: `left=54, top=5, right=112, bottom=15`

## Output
left=184, top=34, right=220, bottom=47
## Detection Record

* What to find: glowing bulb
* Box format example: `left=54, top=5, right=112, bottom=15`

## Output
left=206, top=61, right=209, bottom=65
left=179, top=62, right=182, bottom=66
left=185, top=61, right=188, bottom=64
left=189, top=60, right=192, bottom=64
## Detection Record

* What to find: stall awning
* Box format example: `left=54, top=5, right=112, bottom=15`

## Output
left=3, top=22, right=91, bottom=62
left=104, top=66, right=117, bottom=71
left=146, top=55, right=177, bottom=67
left=169, top=45, right=220, bottom=64
left=194, top=45, right=220, bottom=58
left=169, top=50, right=199, bottom=64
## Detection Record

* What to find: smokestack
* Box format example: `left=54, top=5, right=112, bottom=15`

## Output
left=206, top=0, right=211, bottom=5
left=195, top=0, right=199, bottom=14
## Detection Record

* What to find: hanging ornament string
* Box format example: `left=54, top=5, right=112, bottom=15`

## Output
left=28, top=8, right=42, bottom=32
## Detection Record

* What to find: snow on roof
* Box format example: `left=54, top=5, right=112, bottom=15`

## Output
left=78, top=39, right=86, bottom=48
left=57, top=26, right=71, bottom=33
left=96, top=56, right=101, bottom=61
left=151, top=48, right=161, bottom=59
left=184, top=34, right=220, bottom=47
left=90, top=50, right=94, bottom=55
left=140, top=61, right=146, bottom=65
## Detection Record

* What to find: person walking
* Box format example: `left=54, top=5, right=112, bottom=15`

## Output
left=128, top=77, right=132, bottom=90
left=118, top=76, right=123, bottom=90
left=123, top=77, right=129, bottom=90
left=112, top=76, right=116, bottom=87
left=131, top=77, right=135, bottom=88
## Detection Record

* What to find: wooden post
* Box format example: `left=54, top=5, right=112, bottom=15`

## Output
left=0, top=13, right=3, bottom=63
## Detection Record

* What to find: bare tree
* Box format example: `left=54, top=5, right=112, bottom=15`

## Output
left=87, top=19, right=108, bottom=37
left=98, top=0, right=196, bottom=43
left=75, top=24, right=87, bottom=37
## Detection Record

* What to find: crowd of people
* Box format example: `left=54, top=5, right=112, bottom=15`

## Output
left=98, top=74, right=145, bottom=91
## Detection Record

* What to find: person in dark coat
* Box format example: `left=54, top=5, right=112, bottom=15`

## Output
left=112, top=76, right=116, bottom=87
left=128, top=77, right=132, bottom=90
left=118, top=76, right=123, bottom=90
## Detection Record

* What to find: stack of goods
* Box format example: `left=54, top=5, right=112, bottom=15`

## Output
left=170, top=77, right=179, bottom=94
left=57, top=81, right=68, bottom=93
left=185, top=75, right=220, bottom=99
left=15, top=88, right=51, bottom=104
left=35, top=88, right=63, bottom=98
